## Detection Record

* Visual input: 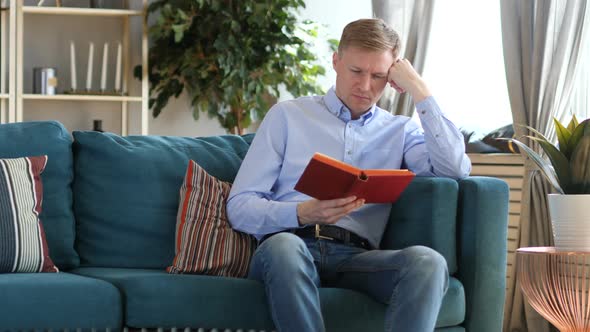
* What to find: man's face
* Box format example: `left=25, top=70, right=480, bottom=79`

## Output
left=332, top=46, right=395, bottom=118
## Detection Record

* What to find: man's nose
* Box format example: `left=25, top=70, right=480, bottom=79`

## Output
left=358, top=74, right=371, bottom=91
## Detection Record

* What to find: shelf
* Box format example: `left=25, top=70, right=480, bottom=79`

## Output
left=3, top=0, right=150, bottom=135
left=22, top=6, right=143, bottom=17
left=23, top=94, right=142, bottom=102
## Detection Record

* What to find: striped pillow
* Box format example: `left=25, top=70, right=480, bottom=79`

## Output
left=0, top=155, right=59, bottom=273
left=167, top=160, right=256, bottom=278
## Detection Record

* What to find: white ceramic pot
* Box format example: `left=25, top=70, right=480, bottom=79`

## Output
left=548, top=194, right=590, bottom=251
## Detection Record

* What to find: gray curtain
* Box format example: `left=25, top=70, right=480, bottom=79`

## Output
left=500, top=1, right=589, bottom=331
left=372, top=0, right=435, bottom=116
left=567, top=38, right=590, bottom=121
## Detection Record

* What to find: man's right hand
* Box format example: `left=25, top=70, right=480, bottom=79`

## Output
left=296, top=196, right=365, bottom=226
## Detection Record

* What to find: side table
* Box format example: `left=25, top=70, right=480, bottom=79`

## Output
left=517, top=247, right=590, bottom=331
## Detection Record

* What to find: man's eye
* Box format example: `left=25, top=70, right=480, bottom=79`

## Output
left=351, top=69, right=361, bottom=73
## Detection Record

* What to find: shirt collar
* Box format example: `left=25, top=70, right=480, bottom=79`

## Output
left=323, top=87, right=375, bottom=125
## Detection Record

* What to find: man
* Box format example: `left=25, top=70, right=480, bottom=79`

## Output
left=227, top=18, right=471, bottom=332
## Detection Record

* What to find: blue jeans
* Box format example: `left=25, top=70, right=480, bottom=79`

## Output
left=248, top=232, right=448, bottom=332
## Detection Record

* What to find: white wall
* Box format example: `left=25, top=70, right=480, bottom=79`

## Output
left=19, top=0, right=371, bottom=136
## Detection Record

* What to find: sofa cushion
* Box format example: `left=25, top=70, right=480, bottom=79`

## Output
left=0, top=155, right=58, bottom=273
left=0, top=272, right=122, bottom=329
left=0, top=121, right=78, bottom=269
left=73, top=131, right=254, bottom=268
left=70, top=267, right=464, bottom=330
left=381, top=177, right=459, bottom=274
left=167, top=160, right=256, bottom=277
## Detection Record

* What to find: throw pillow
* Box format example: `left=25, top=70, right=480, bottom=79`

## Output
left=0, top=155, right=59, bottom=273
left=167, top=160, right=256, bottom=278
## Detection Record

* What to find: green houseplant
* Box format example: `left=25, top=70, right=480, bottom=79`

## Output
left=140, top=0, right=328, bottom=134
left=508, top=116, right=590, bottom=194
left=508, top=116, right=590, bottom=250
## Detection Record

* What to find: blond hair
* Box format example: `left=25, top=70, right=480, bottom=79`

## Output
left=338, top=18, right=401, bottom=57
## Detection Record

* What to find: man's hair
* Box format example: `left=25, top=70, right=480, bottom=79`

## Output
left=338, top=18, right=401, bottom=57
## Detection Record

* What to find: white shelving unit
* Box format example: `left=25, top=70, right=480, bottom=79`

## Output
left=1, top=1, right=16, bottom=124
left=1, top=0, right=149, bottom=135
left=0, top=4, right=4, bottom=124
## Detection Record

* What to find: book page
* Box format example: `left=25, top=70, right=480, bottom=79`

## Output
left=313, top=153, right=361, bottom=176
left=364, top=169, right=412, bottom=176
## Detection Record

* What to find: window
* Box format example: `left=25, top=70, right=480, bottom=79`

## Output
left=421, top=1, right=512, bottom=137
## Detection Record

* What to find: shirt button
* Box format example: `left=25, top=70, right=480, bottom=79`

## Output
left=347, top=150, right=352, bottom=155
left=421, top=110, right=426, bottom=114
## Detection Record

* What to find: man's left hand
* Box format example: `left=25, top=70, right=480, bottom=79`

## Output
left=388, top=58, right=432, bottom=103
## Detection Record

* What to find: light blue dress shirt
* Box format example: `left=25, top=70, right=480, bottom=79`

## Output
left=227, top=87, right=471, bottom=248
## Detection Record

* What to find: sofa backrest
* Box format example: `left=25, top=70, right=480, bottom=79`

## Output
left=72, top=131, right=253, bottom=268
left=0, top=121, right=79, bottom=269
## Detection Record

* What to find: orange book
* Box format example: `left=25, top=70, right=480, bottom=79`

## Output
left=294, top=153, right=416, bottom=204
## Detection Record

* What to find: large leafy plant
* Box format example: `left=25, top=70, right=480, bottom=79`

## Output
left=140, top=0, right=327, bottom=134
left=508, top=116, right=590, bottom=194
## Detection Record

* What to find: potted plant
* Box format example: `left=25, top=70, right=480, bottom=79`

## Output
left=508, top=116, right=590, bottom=250
left=138, top=0, right=329, bottom=134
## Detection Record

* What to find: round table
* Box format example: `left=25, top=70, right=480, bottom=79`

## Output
left=517, top=247, right=590, bottom=331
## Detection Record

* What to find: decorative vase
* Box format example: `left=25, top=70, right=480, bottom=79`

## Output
left=548, top=193, right=590, bottom=251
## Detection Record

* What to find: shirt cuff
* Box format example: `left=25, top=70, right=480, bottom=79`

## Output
left=283, top=200, right=302, bottom=229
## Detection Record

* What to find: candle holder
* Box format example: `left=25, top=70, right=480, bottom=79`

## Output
left=64, top=89, right=127, bottom=96
left=72, top=41, right=123, bottom=94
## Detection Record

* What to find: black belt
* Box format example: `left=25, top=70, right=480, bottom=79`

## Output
left=294, top=225, right=372, bottom=250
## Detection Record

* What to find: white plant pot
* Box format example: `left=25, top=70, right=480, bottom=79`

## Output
left=548, top=193, right=590, bottom=251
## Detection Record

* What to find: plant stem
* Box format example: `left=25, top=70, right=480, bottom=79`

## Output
left=233, top=106, right=243, bottom=135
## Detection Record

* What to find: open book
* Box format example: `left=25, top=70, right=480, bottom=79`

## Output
left=294, top=153, right=415, bottom=204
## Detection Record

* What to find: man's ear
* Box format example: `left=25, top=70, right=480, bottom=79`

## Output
left=332, top=52, right=339, bottom=70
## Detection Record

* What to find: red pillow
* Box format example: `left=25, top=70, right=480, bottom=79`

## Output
left=167, top=160, right=256, bottom=278
left=0, top=155, right=59, bottom=273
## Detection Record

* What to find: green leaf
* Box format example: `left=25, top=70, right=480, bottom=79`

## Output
left=172, top=24, right=185, bottom=43
left=567, top=114, right=579, bottom=132
left=211, top=0, right=220, bottom=11
left=568, top=119, right=590, bottom=153
left=328, top=39, right=339, bottom=52
left=177, top=8, right=188, bottom=21
left=505, top=138, right=564, bottom=193
left=527, top=135, right=571, bottom=191
left=230, top=20, right=241, bottom=33
left=517, top=123, right=550, bottom=141
left=554, top=117, right=572, bottom=158
left=570, top=135, right=590, bottom=194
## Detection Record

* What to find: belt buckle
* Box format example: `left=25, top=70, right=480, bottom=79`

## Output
left=315, top=224, right=334, bottom=240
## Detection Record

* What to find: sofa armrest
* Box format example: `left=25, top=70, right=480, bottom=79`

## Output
left=381, top=177, right=459, bottom=274
left=457, top=176, right=509, bottom=332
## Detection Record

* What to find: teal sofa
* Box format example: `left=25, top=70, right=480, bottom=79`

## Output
left=0, top=121, right=509, bottom=332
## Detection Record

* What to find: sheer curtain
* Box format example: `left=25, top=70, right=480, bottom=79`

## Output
left=371, top=0, right=435, bottom=116
left=501, top=1, right=589, bottom=331
left=567, top=37, right=590, bottom=121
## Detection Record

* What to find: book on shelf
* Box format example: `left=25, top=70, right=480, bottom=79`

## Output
left=294, top=153, right=415, bottom=204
